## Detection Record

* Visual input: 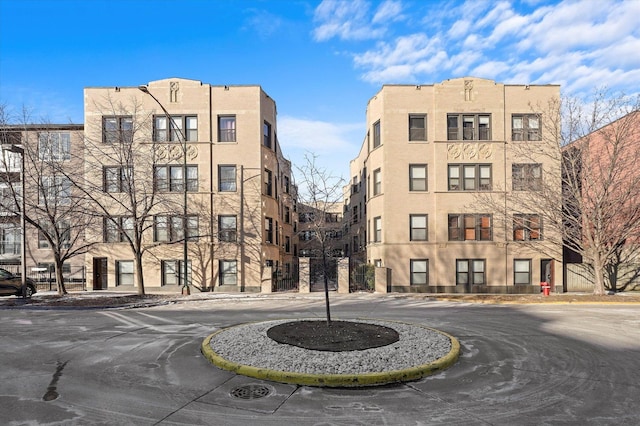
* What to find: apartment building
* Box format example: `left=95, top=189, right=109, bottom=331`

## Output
left=344, top=77, right=563, bottom=293
left=83, top=78, right=297, bottom=293
left=0, top=124, right=86, bottom=282
left=563, top=110, right=640, bottom=292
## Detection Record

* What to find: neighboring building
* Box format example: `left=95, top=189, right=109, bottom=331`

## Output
left=562, top=110, right=640, bottom=291
left=344, top=77, right=563, bottom=293
left=83, top=78, right=297, bottom=293
left=0, top=124, right=86, bottom=283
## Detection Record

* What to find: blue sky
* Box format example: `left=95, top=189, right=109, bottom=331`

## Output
left=1, top=0, right=639, bottom=179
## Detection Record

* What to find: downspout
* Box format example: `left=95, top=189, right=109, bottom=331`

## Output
left=209, top=85, right=215, bottom=291
left=240, top=165, right=245, bottom=292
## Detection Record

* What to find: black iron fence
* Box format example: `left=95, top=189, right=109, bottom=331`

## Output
left=272, top=266, right=298, bottom=292
left=2, top=265, right=87, bottom=292
left=350, top=263, right=375, bottom=292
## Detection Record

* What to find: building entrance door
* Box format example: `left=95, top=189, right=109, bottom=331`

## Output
left=541, top=259, right=554, bottom=288
left=93, top=257, right=108, bottom=290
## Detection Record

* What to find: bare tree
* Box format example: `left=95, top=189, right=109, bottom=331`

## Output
left=0, top=105, right=96, bottom=295
left=80, top=95, right=181, bottom=296
left=295, top=153, right=345, bottom=325
left=475, top=90, right=640, bottom=295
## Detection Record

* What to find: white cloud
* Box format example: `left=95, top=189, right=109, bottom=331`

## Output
left=278, top=115, right=363, bottom=153
left=313, top=0, right=387, bottom=41
left=278, top=116, right=363, bottom=180
left=372, top=0, right=404, bottom=24
left=315, top=0, right=638, bottom=100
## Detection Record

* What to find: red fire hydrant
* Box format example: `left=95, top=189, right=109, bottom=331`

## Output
left=540, top=282, right=550, bottom=296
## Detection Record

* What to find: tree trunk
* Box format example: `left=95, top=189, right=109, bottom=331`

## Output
left=322, top=251, right=332, bottom=326
left=135, top=255, right=145, bottom=296
left=55, top=257, right=67, bottom=296
left=592, top=257, right=607, bottom=295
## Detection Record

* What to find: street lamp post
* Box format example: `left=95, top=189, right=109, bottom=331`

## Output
left=4, top=145, right=27, bottom=297
left=138, top=85, right=191, bottom=295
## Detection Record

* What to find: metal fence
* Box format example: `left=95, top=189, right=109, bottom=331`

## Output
left=272, top=266, right=298, bottom=292
left=2, top=265, right=86, bottom=292
left=350, top=263, right=375, bottom=292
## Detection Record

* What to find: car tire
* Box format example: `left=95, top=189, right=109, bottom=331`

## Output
left=23, top=285, right=35, bottom=298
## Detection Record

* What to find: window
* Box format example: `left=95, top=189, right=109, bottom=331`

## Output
left=410, top=259, right=429, bottom=285
left=265, top=217, right=273, bottom=243
left=154, top=165, right=197, bottom=192
left=299, top=212, right=314, bottom=223
left=219, top=260, right=237, bottom=286
left=457, top=259, right=486, bottom=285
left=219, top=215, right=237, bottom=242
left=373, top=216, right=382, bottom=242
left=409, top=114, right=427, bottom=141
left=512, top=164, right=542, bottom=191
left=218, top=165, right=236, bottom=192
left=36, top=262, right=71, bottom=275
left=512, top=114, right=541, bottom=141
left=161, top=260, right=192, bottom=286
left=285, top=236, right=291, bottom=252
left=0, top=225, right=20, bottom=254
left=103, top=116, right=133, bottom=144
left=38, top=221, right=70, bottom=249
left=373, top=168, right=382, bottom=195
left=352, top=205, right=358, bottom=224
left=301, top=230, right=316, bottom=241
left=514, top=259, right=532, bottom=284
left=264, top=168, right=273, bottom=196
left=448, top=214, right=492, bottom=241
left=447, top=114, right=491, bottom=140
left=513, top=214, right=542, bottom=241
left=153, top=115, right=197, bottom=142
left=104, top=217, right=133, bottom=242
left=104, top=166, right=132, bottom=193
left=40, top=176, right=71, bottom=205
left=263, top=121, right=272, bottom=148
left=410, top=214, right=428, bottom=241
left=38, top=132, right=70, bottom=161
left=448, top=164, right=491, bottom=191
left=373, top=120, right=381, bottom=148
left=116, top=260, right=134, bottom=286
left=284, top=176, right=290, bottom=193
left=218, top=115, right=236, bottom=142
left=409, top=164, right=427, bottom=191
left=154, top=215, right=198, bottom=242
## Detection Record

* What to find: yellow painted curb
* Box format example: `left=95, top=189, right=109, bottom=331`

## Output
left=201, top=320, right=460, bottom=388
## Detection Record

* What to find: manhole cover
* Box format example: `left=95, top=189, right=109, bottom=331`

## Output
left=230, top=384, right=272, bottom=400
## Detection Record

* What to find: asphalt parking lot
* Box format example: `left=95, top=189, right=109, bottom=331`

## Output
left=1, top=292, right=639, bottom=425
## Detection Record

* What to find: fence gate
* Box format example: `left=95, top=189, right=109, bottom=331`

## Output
left=310, top=258, right=337, bottom=291
left=350, top=260, right=375, bottom=292
left=272, top=264, right=299, bottom=292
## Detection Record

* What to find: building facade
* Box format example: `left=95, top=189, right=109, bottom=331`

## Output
left=83, top=78, right=297, bottom=293
left=344, top=77, right=563, bottom=293
left=563, top=110, right=640, bottom=292
left=0, top=124, right=86, bottom=284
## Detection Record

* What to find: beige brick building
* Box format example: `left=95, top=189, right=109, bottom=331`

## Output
left=83, top=78, right=297, bottom=293
left=344, top=77, right=563, bottom=293
left=0, top=124, right=87, bottom=287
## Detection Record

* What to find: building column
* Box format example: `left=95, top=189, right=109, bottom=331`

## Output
left=298, top=258, right=310, bottom=293
left=337, top=257, right=350, bottom=294
left=261, top=266, right=273, bottom=293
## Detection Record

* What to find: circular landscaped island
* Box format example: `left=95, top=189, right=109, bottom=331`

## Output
left=202, top=319, right=459, bottom=387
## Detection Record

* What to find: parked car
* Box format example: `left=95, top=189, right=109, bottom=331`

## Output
left=0, top=268, right=37, bottom=298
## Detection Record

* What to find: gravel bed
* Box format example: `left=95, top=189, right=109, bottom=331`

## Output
left=208, top=319, right=452, bottom=375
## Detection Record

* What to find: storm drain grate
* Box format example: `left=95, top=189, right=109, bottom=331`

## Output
left=230, top=384, right=272, bottom=400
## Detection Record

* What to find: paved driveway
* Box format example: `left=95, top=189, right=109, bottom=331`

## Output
left=1, top=294, right=639, bottom=425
